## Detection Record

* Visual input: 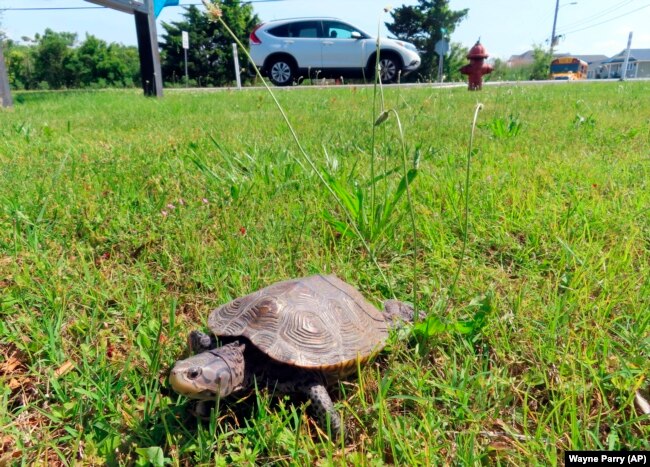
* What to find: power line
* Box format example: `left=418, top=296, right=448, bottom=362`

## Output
left=0, top=0, right=287, bottom=12
left=556, top=0, right=634, bottom=31
left=558, top=2, right=650, bottom=36
left=1, top=7, right=103, bottom=11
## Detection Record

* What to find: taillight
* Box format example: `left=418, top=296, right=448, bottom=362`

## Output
left=249, top=24, right=263, bottom=45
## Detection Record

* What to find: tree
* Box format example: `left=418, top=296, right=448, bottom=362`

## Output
left=386, top=0, right=468, bottom=82
left=529, top=45, right=552, bottom=80
left=1, top=31, right=140, bottom=90
left=445, top=42, right=469, bottom=82
left=74, top=35, right=140, bottom=88
left=160, top=1, right=258, bottom=87
left=4, top=40, right=37, bottom=90
left=33, top=29, right=77, bottom=89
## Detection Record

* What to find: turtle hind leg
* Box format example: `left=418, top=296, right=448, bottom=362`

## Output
left=302, top=382, right=342, bottom=439
left=188, top=330, right=216, bottom=354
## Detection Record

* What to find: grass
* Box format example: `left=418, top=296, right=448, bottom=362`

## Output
left=0, top=81, right=649, bottom=465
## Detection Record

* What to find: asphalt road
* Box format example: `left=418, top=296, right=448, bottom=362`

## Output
left=168, top=77, right=649, bottom=93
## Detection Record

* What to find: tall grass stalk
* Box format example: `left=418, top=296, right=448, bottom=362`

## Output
left=385, top=108, right=418, bottom=313
left=448, top=103, right=483, bottom=300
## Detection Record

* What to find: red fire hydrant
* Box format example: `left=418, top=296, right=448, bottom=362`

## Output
left=460, top=40, right=493, bottom=91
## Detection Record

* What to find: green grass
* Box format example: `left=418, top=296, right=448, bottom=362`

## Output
left=0, top=82, right=649, bottom=465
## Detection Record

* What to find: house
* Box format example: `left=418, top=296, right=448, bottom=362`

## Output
left=507, top=50, right=537, bottom=67
left=507, top=51, right=605, bottom=65
left=507, top=50, right=570, bottom=67
left=597, top=49, right=650, bottom=79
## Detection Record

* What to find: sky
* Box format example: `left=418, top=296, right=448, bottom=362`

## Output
left=0, top=0, right=648, bottom=60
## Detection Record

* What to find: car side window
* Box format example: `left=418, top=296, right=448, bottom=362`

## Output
left=289, top=21, right=320, bottom=38
left=268, top=24, right=290, bottom=37
left=323, top=21, right=358, bottom=40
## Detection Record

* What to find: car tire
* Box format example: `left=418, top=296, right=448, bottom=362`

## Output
left=268, top=58, right=295, bottom=86
left=378, top=54, right=401, bottom=84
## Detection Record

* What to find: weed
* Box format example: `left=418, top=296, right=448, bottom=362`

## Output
left=482, top=113, right=522, bottom=139
left=573, top=113, right=597, bottom=129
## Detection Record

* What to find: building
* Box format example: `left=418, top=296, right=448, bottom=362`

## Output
left=597, top=49, right=650, bottom=79
left=506, top=50, right=572, bottom=67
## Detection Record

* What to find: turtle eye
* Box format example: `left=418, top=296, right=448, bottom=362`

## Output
left=187, top=367, right=202, bottom=380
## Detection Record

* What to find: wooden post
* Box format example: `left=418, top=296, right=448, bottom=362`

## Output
left=0, top=39, right=13, bottom=108
left=134, top=0, right=163, bottom=96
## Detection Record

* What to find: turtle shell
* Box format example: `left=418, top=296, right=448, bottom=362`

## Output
left=207, top=274, right=388, bottom=375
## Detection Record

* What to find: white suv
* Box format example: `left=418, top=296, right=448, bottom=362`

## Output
left=248, top=18, right=421, bottom=86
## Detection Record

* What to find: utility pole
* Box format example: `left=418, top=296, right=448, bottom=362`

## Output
left=550, top=1, right=577, bottom=57
left=550, top=0, right=560, bottom=57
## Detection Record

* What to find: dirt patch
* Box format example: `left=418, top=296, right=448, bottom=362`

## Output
left=0, top=343, right=34, bottom=404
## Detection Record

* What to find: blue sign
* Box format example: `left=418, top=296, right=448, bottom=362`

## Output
left=154, top=0, right=179, bottom=17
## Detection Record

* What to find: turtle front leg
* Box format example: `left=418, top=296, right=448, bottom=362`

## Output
left=302, top=382, right=342, bottom=439
left=383, top=299, right=415, bottom=328
left=188, top=330, right=216, bottom=354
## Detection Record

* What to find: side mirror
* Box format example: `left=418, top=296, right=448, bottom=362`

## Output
left=351, top=31, right=362, bottom=40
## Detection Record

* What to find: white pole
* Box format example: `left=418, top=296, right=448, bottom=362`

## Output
left=184, top=48, right=188, bottom=87
left=182, top=31, right=189, bottom=87
left=620, top=31, right=633, bottom=81
left=232, top=43, right=242, bottom=89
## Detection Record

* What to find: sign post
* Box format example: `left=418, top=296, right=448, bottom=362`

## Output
left=182, top=31, right=189, bottom=87
left=434, top=39, right=449, bottom=83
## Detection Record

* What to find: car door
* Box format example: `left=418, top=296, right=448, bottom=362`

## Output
left=274, top=20, right=323, bottom=69
left=320, top=20, right=368, bottom=70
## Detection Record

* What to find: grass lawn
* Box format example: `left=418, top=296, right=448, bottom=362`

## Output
left=0, top=81, right=649, bottom=465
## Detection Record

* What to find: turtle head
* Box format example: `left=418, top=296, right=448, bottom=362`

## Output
left=169, top=341, right=246, bottom=400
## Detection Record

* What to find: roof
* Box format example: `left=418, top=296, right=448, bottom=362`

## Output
left=604, top=48, right=650, bottom=63
left=507, top=50, right=535, bottom=62
left=508, top=50, right=572, bottom=62
left=259, top=17, right=342, bottom=24
left=573, top=54, right=609, bottom=64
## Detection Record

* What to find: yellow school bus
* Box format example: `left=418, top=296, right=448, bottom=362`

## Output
left=550, top=57, right=588, bottom=80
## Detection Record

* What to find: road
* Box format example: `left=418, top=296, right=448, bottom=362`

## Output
left=168, top=77, right=649, bottom=93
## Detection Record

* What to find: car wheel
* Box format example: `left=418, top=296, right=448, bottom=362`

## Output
left=268, top=58, right=295, bottom=86
left=378, top=55, right=400, bottom=83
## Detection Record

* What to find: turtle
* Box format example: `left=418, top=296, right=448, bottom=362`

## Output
left=169, top=274, right=413, bottom=437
